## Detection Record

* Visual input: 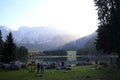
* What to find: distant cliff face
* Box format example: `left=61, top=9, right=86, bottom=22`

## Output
left=0, top=26, right=82, bottom=50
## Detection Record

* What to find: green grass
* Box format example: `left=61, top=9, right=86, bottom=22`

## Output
left=0, top=65, right=120, bottom=80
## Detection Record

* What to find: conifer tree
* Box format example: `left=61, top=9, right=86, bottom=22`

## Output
left=0, top=30, right=4, bottom=61
left=94, top=0, right=120, bottom=56
left=16, top=46, right=28, bottom=62
left=2, top=32, right=17, bottom=63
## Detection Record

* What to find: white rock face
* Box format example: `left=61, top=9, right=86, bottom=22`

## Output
left=0, top=26, right=83, bottom=50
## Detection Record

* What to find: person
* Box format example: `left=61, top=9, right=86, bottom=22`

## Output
left=61, top=61, right=65, bottom=70
left=87, top=59, right=90, bottom=64
left=33, top=63, right=36, bottom=72
left=95, top=60, right=98, bottom=65
left=40, top=63, right=44, bottom=73
left=37, top=63, right=40, bottom=73
left=61, top=61, right=64, bottom=67
left=116, top=57, right=120, bottom=69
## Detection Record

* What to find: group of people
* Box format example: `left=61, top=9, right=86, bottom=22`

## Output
left=32, top=61, right=65, bottom=74
left=35, top=61, right=65, bottom=73
left=32, top=62, right=44, bottom=74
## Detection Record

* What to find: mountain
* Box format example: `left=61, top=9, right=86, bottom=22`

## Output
left=84, top=32, right=97, bottom=50
left=0, top=26, right=98, bottom=51
left=13, top=26, right=64, bottom=44
left=0, top=26, right=81, bottom=50
left=57, top=32, right=100, bottom=55
left=59, top=32, right=97, bottom=50
left=0, top=26, right=11, bottom=41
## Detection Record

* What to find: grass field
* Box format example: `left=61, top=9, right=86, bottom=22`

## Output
left=0, top=65, right=120, bottom=80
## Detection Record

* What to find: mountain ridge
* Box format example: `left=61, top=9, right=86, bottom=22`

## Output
left=0, top=26, right=84, bottom=50
left=58, top=32, right=97, bottom=50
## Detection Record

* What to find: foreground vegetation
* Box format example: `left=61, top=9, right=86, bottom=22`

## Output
left=0, top=65, right=120, bottom=80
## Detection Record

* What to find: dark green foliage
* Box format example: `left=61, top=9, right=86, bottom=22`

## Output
left=0, top=30, right=4, bottom=62
left=44, top=50, right=67, bottom=56
left=2, top=32, right=17, bottom=63
left=94, top=0, right=120, bottom=55
left=44, top=57, right=67, bottom=62
left=77, top=49, right=90, bottom=55
left=16, top=46, right=28, bottom=62
left=0, top=30, right=4, bottom=55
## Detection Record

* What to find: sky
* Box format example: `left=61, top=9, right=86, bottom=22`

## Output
left=0, top=0, right=98, bottom=36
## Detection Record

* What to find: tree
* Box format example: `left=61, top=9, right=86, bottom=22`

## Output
left=2, top=32, right=17, bottom=63
left=0, top=30, right=4, bottom=54
left=0, top=30, right=4, bottom=62
left=16, top=46, right=28, bottom=62
left=94, top=0, right=120, bottom=56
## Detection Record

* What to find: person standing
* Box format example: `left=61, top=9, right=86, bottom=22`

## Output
left=40, top=63, right=44, bottom=73
left=37, top=63, right=40, bottom=73
left=61, top=61, right=65, bottom=68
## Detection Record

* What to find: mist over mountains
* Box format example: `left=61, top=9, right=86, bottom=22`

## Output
left=0, top=26, right=97, bottom=51
left=59, top=32, right=97, bottom=50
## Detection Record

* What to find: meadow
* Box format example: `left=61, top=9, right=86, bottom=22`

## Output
left=0, top=65, right=120, bottom=80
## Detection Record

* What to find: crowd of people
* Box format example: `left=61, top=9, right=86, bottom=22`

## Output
left=29, top=61, right=66, bottom=74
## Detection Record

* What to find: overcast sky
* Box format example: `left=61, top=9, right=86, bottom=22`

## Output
left=0, top=0, right=98, bottom=36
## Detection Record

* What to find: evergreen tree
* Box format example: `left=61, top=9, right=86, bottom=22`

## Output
left=0, top=30, right=4, bottom=53
left=94, top=0, right=120, bottom=56
left=0, top=30, right=4, bottom=62
left=16, top=46, right=28, bottom=62
left=2, top=32, right=17, bottom=63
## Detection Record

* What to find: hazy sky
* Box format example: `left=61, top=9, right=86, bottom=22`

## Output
left=0, top=0, right=98, bottom=36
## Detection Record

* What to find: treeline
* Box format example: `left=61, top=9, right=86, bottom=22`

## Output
left=0, top=30, right=28, bottom=63
left=43, top=50, right=67, bottom=56
left=43, top=50, right=101, bottom=56
left=77, top=49, right=103, bottom=55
